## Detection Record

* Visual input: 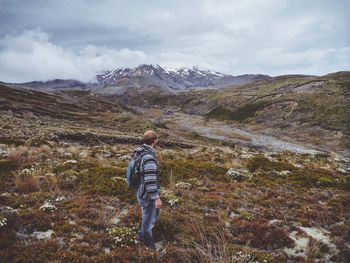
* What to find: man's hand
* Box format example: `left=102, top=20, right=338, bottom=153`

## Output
left=155, top=197, right=162, bottom=208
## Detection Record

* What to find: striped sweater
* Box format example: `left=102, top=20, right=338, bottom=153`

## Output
left=135, top=143, right=160, bottom=200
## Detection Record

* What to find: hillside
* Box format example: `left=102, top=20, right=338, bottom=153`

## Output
left=0, top=80, right=349, bottom=262
left=113, top=72, right=350, bottom=157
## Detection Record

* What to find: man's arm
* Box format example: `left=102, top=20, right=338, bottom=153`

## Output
left=143, top=156, right=160, bottom=200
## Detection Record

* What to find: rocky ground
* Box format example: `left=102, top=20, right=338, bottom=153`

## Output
left=0, top=83, right=350, bottom=262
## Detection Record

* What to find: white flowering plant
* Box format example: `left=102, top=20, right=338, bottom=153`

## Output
left=226, top=168, right=252, bottom=181
left=175, top=181, right=192, bottom=190
left=39, top=201, right=57, bottom=212
left=107, top=226, right=137, bottom=247
left=161, top=189, right=179, bottom=206
left=0, top=216, right=7, bottom=228
left=186, top=178, right=202, bottom=186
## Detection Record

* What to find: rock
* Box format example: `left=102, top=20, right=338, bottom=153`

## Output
left=226, top=168, right=252, bottom=181
left=31, top=229, right=54, bottom=240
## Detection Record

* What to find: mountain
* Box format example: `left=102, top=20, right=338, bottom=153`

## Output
left=6, top=65, right=270, bottom=94
left=8, top=79, right=97, bottom=92
left=96, top=64, right=270, bottom=92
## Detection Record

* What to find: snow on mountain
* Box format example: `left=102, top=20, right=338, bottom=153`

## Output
left=96, top=64, right=259, bottom=91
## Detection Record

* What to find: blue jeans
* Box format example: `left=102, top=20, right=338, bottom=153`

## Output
left=137, top=196, right=161, bottom=246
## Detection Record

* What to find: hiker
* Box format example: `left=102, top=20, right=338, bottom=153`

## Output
left=133, top=130, right=162, bottom=250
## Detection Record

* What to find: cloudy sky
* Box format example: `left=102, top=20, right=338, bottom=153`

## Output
left=0, top=0, right=349, bottom=82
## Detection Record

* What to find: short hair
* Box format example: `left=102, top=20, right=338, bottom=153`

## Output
left=143, top=130, right=158, bottom=145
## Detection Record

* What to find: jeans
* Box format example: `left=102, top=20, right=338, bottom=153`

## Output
left=137, top=196, right=161, bottom=247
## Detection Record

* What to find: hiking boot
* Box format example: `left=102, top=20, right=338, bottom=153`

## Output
left=144, top=242, right=156, bottom=251
left=135, top=233, right=144, bottom=243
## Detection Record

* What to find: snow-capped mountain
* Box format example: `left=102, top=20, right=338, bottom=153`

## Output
left=96, top=64, right=270, bottom=91
left=8, top=64, right=271, bottom=95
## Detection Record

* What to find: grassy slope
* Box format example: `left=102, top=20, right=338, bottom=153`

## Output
left=0, top=84, right=197, bottom=148
left=0, top=80, right=349, bottom=262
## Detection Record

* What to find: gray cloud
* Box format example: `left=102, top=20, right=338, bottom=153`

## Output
left=0, top=0, right=349, bottom=82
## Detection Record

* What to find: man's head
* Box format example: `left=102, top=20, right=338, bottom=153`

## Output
left=143, top=130, right=158, bottom=147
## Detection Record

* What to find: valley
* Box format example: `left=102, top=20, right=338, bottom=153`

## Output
left=0, top=70, right=349, bottom=262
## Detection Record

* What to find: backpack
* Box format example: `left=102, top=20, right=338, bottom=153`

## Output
left=126, top=151, right=151, bottom=189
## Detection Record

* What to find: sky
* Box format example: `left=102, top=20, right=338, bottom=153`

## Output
left=0, top=0, right=349, bottom=82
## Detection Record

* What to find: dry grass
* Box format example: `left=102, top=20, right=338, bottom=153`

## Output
left=181, top=224, right=256, bottom=263
left=95, top=156, right=111, bottom=168
left=67, top=145, right=81, bottom=158
left=224, top=158, right=247, bottom=169
left=7, top=146, right=32, bottom=166
left=37, top=145, right=52, bottom=155
left=13, top=166, right=61, bottom=193
left=44, top=173, right=60, bottom=192
left=306, top=239, right=330, bottom=261
left=13, top=170, right=39, bottom=193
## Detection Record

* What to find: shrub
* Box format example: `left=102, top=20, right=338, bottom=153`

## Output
left=238, top=209, right=254, bottom=221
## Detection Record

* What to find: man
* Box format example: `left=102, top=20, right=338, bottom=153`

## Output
left=134, top=130, right=162, bottom=250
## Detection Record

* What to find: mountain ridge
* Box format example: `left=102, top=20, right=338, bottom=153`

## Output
left=5, top=64, right=271, bottom=94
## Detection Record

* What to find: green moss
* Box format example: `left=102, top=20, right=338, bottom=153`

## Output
left=206, top=102, right=270, bottom=121
left=159, top=159, right=227, bottom=186
left=317, top=177, right=337, bottom=187
left=289, top=167, right=338, bottom=188
left=247, top=155, right=296, bottom=172
left=77, top=166, right=135, bottom=202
